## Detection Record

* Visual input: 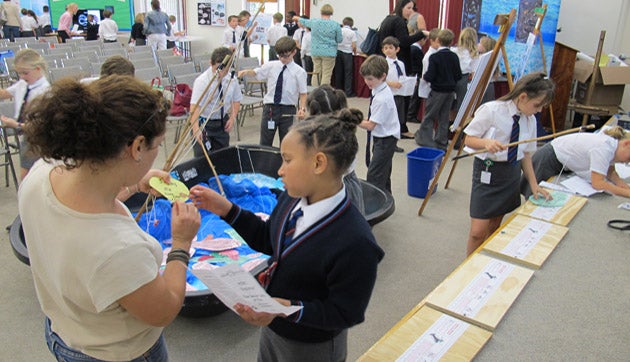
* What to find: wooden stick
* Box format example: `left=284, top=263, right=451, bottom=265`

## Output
left=451, top=124, right=595, bottom=161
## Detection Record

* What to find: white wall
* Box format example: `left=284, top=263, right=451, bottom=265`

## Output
left=309, top=1, right=389, bottom=31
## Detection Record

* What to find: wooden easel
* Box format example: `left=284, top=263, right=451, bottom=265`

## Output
left=532, top=4, right=556, bottom=134
left=417, top=9, right=516, bottom=216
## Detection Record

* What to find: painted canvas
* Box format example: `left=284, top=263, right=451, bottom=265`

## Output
left=461, top=0, right=562, bottom=78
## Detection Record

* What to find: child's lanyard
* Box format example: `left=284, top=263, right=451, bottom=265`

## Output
left=481, top=159, right=493, bottom=184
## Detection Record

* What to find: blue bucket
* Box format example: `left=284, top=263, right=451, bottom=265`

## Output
left=407, top=147, right=445, bottom=198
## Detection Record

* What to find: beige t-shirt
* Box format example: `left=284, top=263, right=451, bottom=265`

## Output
left=19, top=160, right=164, bottom=361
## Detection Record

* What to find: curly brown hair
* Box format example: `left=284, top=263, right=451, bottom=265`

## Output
left=24, top=75, right=170, bottom=169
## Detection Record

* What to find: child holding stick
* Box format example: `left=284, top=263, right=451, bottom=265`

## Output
left=464, top=72, right=553, bottom=255
left=189, top=114, right=384, bottom=361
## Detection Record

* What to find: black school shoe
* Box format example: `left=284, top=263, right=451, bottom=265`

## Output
left=395, top=146, right=404, bottom=153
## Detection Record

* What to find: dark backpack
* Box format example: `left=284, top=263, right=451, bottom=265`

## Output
left=360, top=27, right=380, bottom=55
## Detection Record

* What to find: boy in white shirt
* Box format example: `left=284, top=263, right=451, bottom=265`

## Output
left=190, top=47, right=242, bottom=155
left=300, top=24, right=313, bottom=85
left=223, top=15, right=243, bottom=57
left=334, top=17, right=357, bottom=97
left=39, top=5, right=51, bottom=34
left=98, top=10, right=118, bottom=42
left=358, top=55, right=400, bottom=193
left=238, top=37, right=307, bottom=147
left=292, top=19, right=307, bottom=67
left=382, top=36, right=412, bottom=146
left=266, top=13, right=287, bottom=61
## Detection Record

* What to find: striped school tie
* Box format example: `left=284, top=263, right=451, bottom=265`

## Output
left=507, top=114, right=520, bottom=164
left=282, top=208, right=303, bottom=248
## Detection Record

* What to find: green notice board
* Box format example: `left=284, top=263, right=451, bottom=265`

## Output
left=50, top=0, right=134, bottom=31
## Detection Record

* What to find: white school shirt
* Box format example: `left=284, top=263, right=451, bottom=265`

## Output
left=418, top=47, right=437, bottom=98
left=255, top=60, right=307, bottom=106
left=386, top=56, right=406, bottom=96
left=266, top=23, right=287, bottom=46
left=98, top=18, right=118, bottom=41
left=293, top=187, right=346, bottom=239
left=301, top=32, right=312, bottom=57
left=551, top=133, right=618, bottom=180
left=39, top=12, right=51, bottom=27
left=451, top=47, right=474, bottom=74
left=191, top=69, right=243, bottom=120
left=293, top=28, right=306, bottom=48
left=369, top=82, right=400, bottom=139
left=465, top=100, right=537, bottom=162
left=20, top=15, right=38, bottom=31
left=223, top=26, right=243, bottom=57
left=6, top=76, right=50, bottom=118
left=338, top=26, right=356, bottom=54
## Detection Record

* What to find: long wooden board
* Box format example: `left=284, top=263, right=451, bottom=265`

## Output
left=358, top=306, right=492, bottom=362
left=517, top=189, right=587, bottom=226
left=425, top=254, right=534, bottom=331
left=482, top=214, right=569, bottom=269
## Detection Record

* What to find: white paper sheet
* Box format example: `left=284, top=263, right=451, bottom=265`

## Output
left=560, top=175, right=602, bottom=197
left=398, top=76, right=418, bottom=96
left=396, top=314, right=469, bottom=362
left=191, top=263, right=302, bottom=315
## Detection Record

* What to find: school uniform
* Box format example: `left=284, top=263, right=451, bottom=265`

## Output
left=406, top=42, right=424, bottom=122
left=521, top=132, right=619, bottom=198
left=386, top=56, right=409, bottom=134
left=98, top=18, right=118, bottom=42
left=334, top=26, right=357, bottom=97
left=367, top=82, right=400, bottom=193
left=300, top=32, right=313, bottom=85
left=255, top=60, right=307, bottom=146
left=222, top=190, right=384, bottom=360
left=465, top=100, right=537, bottom=219
left=191, top=70, right=242, bottom=155
left=266, top=23, right=287, bottom=61
left=292, top=27, right=307, bottom=67
left=223, top=26, right=244, bottom=57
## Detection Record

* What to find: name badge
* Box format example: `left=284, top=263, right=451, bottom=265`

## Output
left=480, top=171, right=491, bottom=184
left=267, top=120, right=275, bottom=130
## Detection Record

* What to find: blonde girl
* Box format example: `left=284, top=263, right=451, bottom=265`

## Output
left=0, top=48, right=50, bottom=179
left=451, top=27, right=479, bottom=117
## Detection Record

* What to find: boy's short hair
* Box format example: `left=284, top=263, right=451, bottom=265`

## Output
left=103, top=10, right=112, bottom=18
left=238, top=10, right=251, bottom=18
left=273, top=12, right=284, bottom=22
left=342, top=17, right=353, bottom=27
left=43, top=5, right=49, bottom=12
left=100, top=56, right=135, bottom=77
left=381, top=36, right=400, bottom=49
left=360, top=55, right=388, bottom=78
left=428, top=28, right=440, bottom=41
left=437, top=29, right=455, bottom=47
left=227, top=15, right=238, bottom=22
left=210, top=47, right=232, bottom=66
left=287, top=10, right=296, bottom=17
left=274, top=36, right=297, bottom=56
left=169, top=15, right=176, bottom=22
left=320, top=4, right=334, bottom=16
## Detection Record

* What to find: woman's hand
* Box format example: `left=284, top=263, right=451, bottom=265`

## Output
left=139, top=169, right=171, bottom=196
left=170, top=201, right=200, bottom=250
left=189, top=185, right=233, bottom=217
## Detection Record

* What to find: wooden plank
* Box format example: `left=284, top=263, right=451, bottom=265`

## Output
left=425, top=254, right=534, bottom=331
left=517, top=189, right=587, bottom=226
left=482, top=214, right=569, bottom=269
left=358, top=306, right=492, bottom=362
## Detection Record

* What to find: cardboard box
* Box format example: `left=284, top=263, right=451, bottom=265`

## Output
left=573, top=53, right=630, bottom=106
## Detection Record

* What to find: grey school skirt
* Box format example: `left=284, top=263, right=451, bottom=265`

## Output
left=470, top=157, right=522, bottom=219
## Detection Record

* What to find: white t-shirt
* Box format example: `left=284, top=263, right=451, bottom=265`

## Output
left=191, top=69, right=243, bottom=119
left=337, top=26, right=356, bottom=54
left=465, top=99, right=537, bottom=162
left=20, top=15, right=38, bottom=31
left=551, top=132, right=618, bottom=180
left=39, top=12, right=51, bottom=26
left=369, top=82, right=400, bottom=139
left=98, top=18, right=118, bottom=41
left=255, top=60, right=307, bottom=105
left=19, top=160, right=164, bottom=361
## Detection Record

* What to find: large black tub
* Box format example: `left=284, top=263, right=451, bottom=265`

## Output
left=10, top=145, right=395, bottom=317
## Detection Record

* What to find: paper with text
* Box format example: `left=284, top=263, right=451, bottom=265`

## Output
left=191, top=263, right=302, bottom=315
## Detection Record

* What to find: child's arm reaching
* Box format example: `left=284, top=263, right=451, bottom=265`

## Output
left=189, top=185, right=233, bottom=217
left=464, top=134, right=505, bottom=154
left=359, top=119, right=377, bottom=131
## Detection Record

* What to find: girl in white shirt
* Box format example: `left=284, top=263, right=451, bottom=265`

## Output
left=523, top=126, right=630, bottom=198
left=464, top=72, right=553, bottom=255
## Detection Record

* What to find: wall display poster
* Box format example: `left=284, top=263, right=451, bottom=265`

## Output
left=198, top=1, right=226, bottom=26
left=250, top=13, right=273, bottom=45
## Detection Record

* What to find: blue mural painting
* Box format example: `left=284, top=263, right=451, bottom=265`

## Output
left=462, top=0, right=562, bottom=79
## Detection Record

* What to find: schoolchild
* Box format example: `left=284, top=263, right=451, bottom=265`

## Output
left=223, top=15, right=243, bottom=57
left=406, top=36, right=426, bottom=124
left=358, top=54, right=400, bottom=193
left=98, top=9, right=118, bottom=42
left=522, top=126, right=630, bottom=198
left=189, top=113, right=384, bottom=361
left=266, top=13, right=288, bottom=61
left=0, top=49, right=50, bottom=180
left=417, top=28, right=462, bottom=151
left=307, top=84, right=365, bottom=215
left=237, top=36, right=307, bottom=147
left=450, top=27, right=478, bottom=119
left=464, top=72, right=554, bottom=255
left=382, top=36, right=412, bottom=143
left=334, top=17, right=357, bottom=97
left=191, top=47, right=242, bottom=155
